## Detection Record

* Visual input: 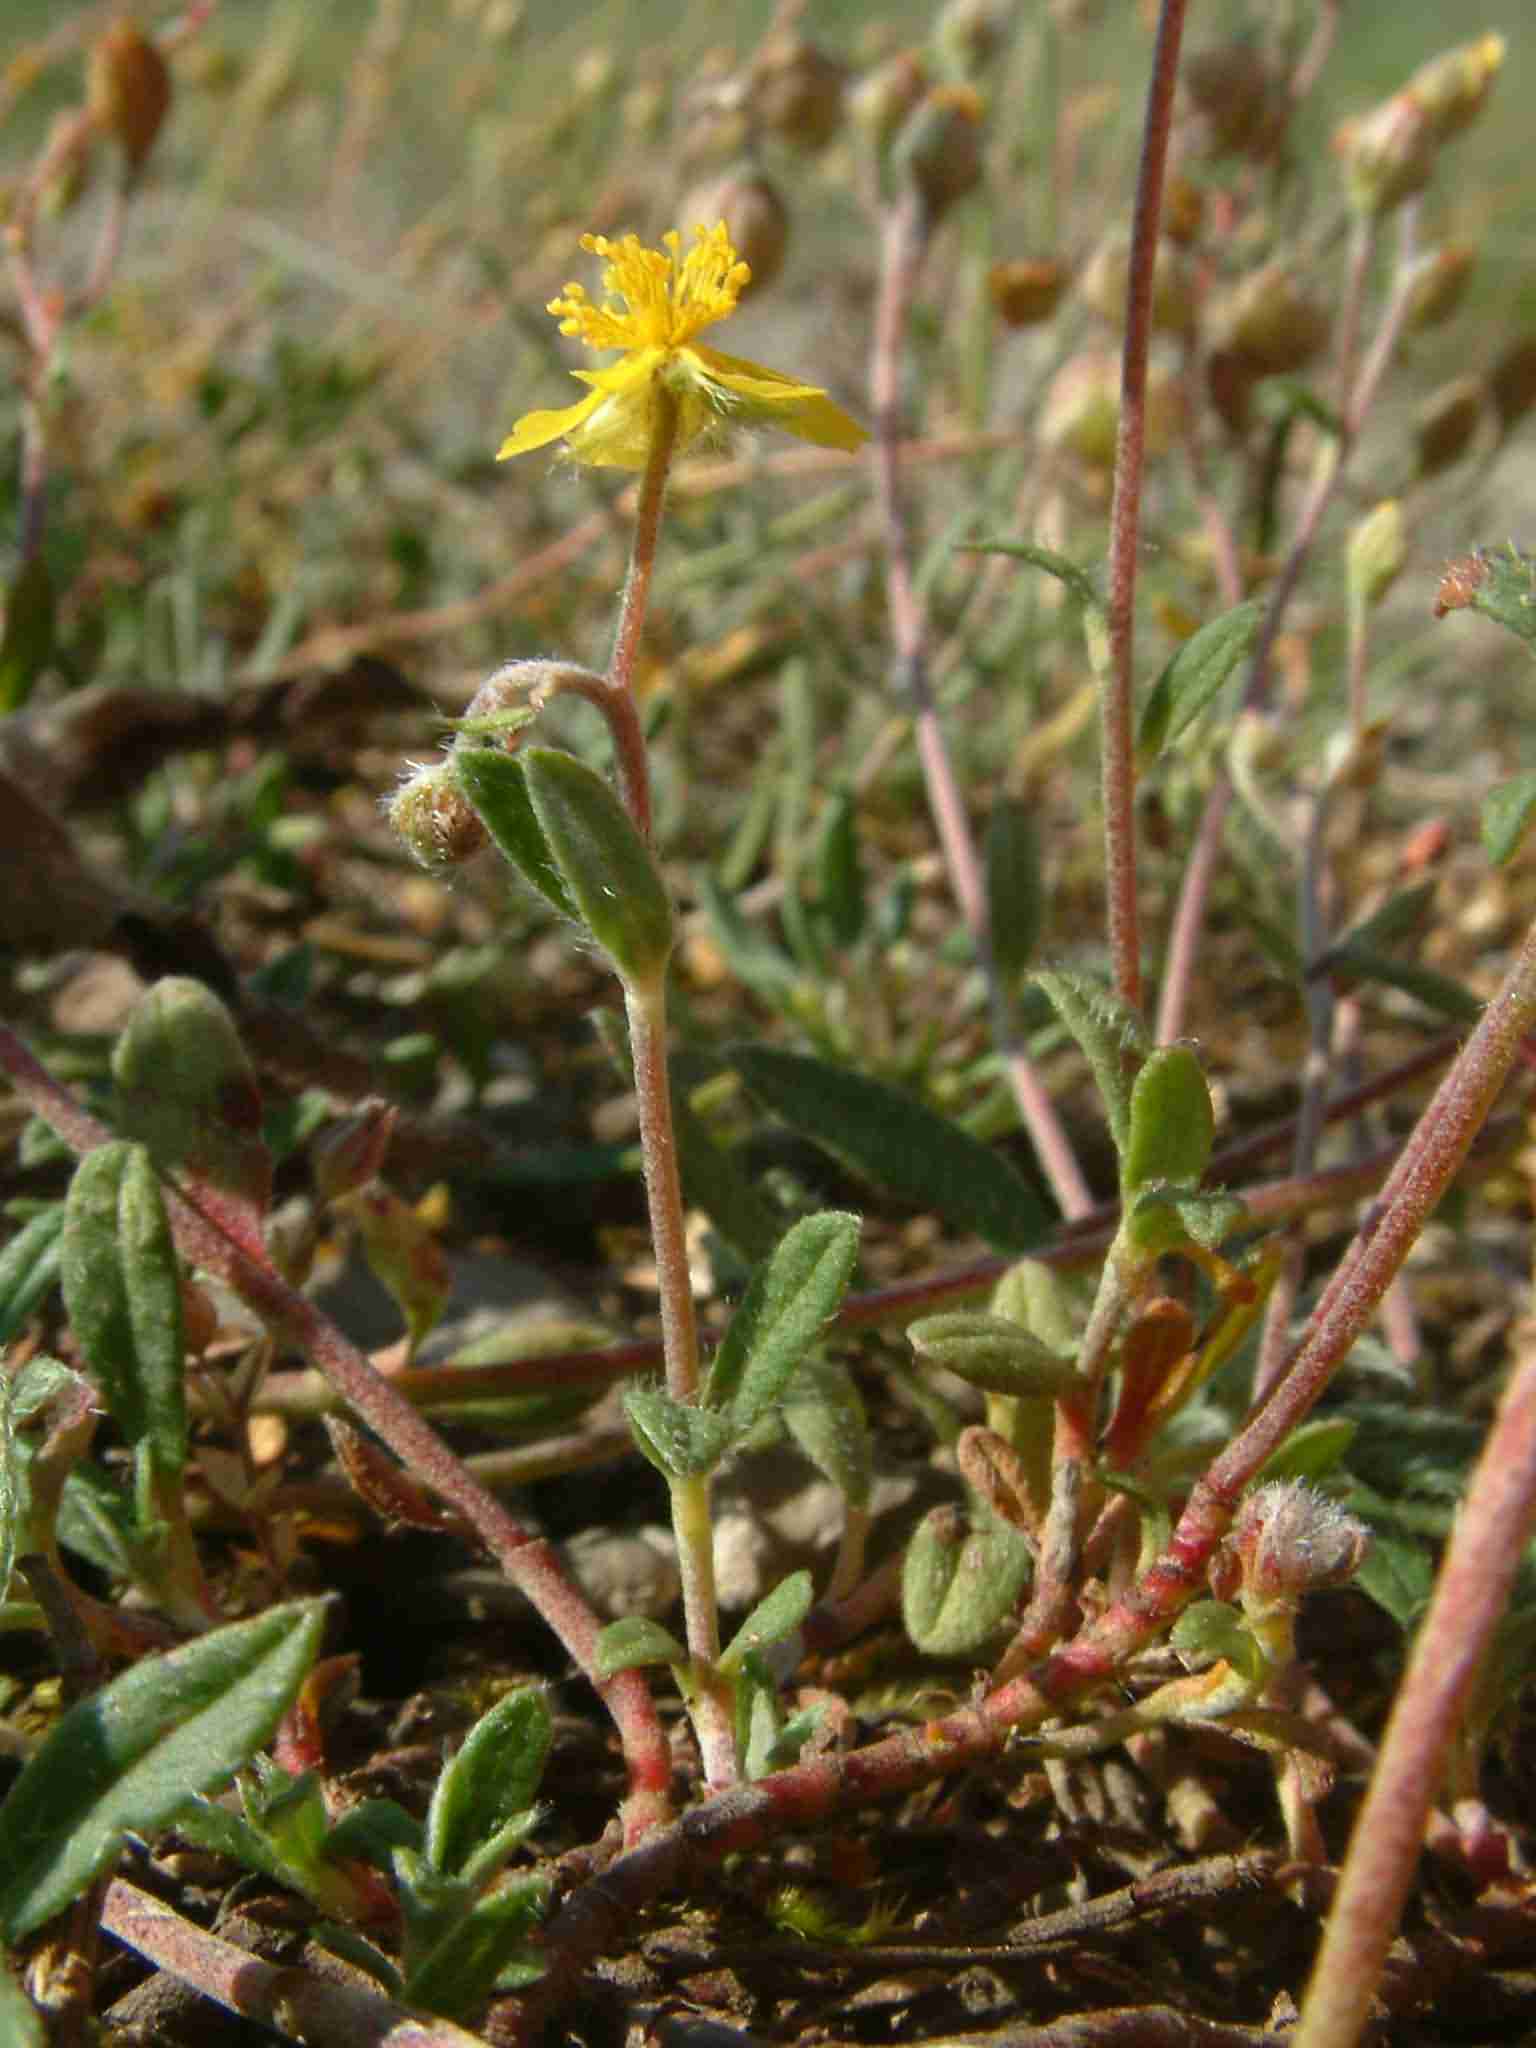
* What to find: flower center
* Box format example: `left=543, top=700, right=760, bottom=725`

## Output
left=548, top=225, right=750, bottom=356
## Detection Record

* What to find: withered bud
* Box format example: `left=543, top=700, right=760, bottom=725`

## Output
left=1405, top=243, right=1476, bottom=331
left=677, top=168, right=788, bottom=295
left=1208, top=260, right=1329, bottom=375
left=1078, top=229, right=1194, bottom=337
left=1489, top=337, right=1536, bottom=436
left=847, top=48, right=929, bottom=152
left=1414, top=376, right=1484, bottom=479
left=988, top=257, right=1067, bottom=329
left=1434, top=551, right=1490, bottom=618
left=748, top=32, right=845, bottom=152
left=1182, top=40, right=1285, bottom=159
left=387, top=761, right=489, bottom=869
left=1229, top=1482, right=1370, bottom=1612
left=312, top=1099, right=398, bottom=1204
left=934, top=0, right=1006, bottom=80
left=892, top=84, right=984, bottom=224
left=88, top=19, right=172, bottom=179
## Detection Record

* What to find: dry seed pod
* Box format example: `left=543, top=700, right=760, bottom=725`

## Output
left=748, top=32, right=845, bottom=152
left=676, top=170, right=788, bottom=295
left=88, top=19, right=172, bottom=179
left=988, top=257, right=1067, bottom=328
left=1414, top=376, right=1484, bottom=478
left=1208, top=260, right=1329, bottom=375
left=1182, top=39, right=1284, bottom=159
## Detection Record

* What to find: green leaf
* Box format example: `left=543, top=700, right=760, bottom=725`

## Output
left=1322, top=945, right=1482, bottom=1023
left=1453, top=544, right=1536, bottom=649
left=990, top=1258, right=1084, bottom=1358
left=901, top=1506, right=1033, bottom=1658
left=1122, top=1045, right=1215, bottom=1195
left=622, top=1383, right=737, bottom=1480
left=704, top=1212, right=860, bottom=1428
left=520, top=748, right=674, bottom=982
left=909, top=1310, right=1078, bottom=1397
left=719, top=1569, right=814, bottom=1677
left=0, top=1600, right=324, bottom=1941
left=0, top=554, right=56, bottom=715
left=984, top=800, right=1044, bottom=983
left=1483, top=773, right=1536, bottom=866
left=1137, top=600, right=1263, bottom=762
left=425, top=1688, right=550, bottom=1880
left=323, top=1797, right=423, bottom=1869
left=782, top=1352, right=873, bottom=1510
left=403, top=1872, right=548, bottom=2020
left=1169, top=1600, right=1267, bottom=1687
left=731, top=1044, right=1048, bottom=1252
left=0, top=1206, right=64, bottom=1351
left=0, top=1950, right=44, bottom=2048
left=1255, top=1418, right=1357, bottom=1485
left=1323, top=881, right=1437, bottom=962
left=1124, top=1186, right=1246, bottom=1256
left=963, top=538, right=1105, bottom=619
left=61, top=1144, right=185, bottom=1473
left=593, top=1615, right=688, bottom=1678
left=815, top=787, right=866, bottom=950
left=452, top=747, right=577, bottom=920
left=1031, top=970, right=1147, bottom=1156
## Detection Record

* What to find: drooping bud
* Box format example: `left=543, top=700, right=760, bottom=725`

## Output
left=87, top=19, right=172, bottom=181
left=1414, top=378, right=1484, bottom=479
left=1404, top=243, right=1476, bottom=331
left=1208, top=261, right=1329, bottom=375
left=1346, top=499, right=1408, bottom=611
left=988, top=258, right=1067, bottom=329
left=747, top=32, right=845, bottom=152
left=892, top=85, right=985, bottom=223
left=1227, top=1481, right=1370, bottom=1615
left=677, top=169, right=788, bottom=295
left=386, top=760, right=490, bottom=869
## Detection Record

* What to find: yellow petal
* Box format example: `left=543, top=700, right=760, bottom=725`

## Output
left=691, top=345, right=869, bottom=453
left=496, top=388, right=606, bottom=460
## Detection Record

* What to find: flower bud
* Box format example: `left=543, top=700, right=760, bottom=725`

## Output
left=677, top=169, right=788, bottom=295
left=1078, top=229, right=1194, bottom=337
left=1404, top=243, right=1476, bottom=331
left=1039, top=350, right=1182, bottom=471
left=39, top=112, right=94, bottom=218
left=1334, top=95, right=1436, bottom=217
left=933, top=0, right=1006, bottom=81
left=1182, top=40, right=1284, bottom=160
left=387, top=761, right=490, bottom=869
left=1207, top=261, right=1329, bottom=375
left=88, top=19, right=172, bottom=180
left=988, top=257, right=1066, bottom=328
left=1160, top=174, right=1205, bottom=247
left=1347, top=499, right=1407, bottom=610
left=892, top=85, right=984, bottom=223
left=1228, top=1482, right=1370, bottom=1614
left=1407, top=32, right=1504, bottom=145
left=847, top=48, right=928, bottom=153
left=748, top=32, right=845, bottom=152
left=1414, top=377, right=1484, bottom=479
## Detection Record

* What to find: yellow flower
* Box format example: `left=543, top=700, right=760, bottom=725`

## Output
left=497, top=224, right=867, bottom=470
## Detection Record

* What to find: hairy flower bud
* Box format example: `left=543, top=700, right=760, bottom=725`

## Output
left=1408, top=32, right=1504, bottom=145
left=1182, top=40, right=1285, bottom=160
left=387, top=761, right=490, bottom=869
left=1039, top=350, right=1182, bottom=471
left=1334, top=95, right=1436, bottom=217
left=1208, top=261, right=1329, bottom=375
left=1347, top=499, right=1407, bottom=610
left=677, top=168, right=788, bottom=295
left=1078, top=229, right=1194, bottom=336
left=1414, top=377, right=1484, bottom=478
left=847, top=48, right=929, bottom=152
left=748, top=32, right=845, bottom=152
left=1228, top=1482, right=1370, bottom=1614
left=988, top=257, right=1067, bottom=329
left=1405, top=243, right=1476, bottom=331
